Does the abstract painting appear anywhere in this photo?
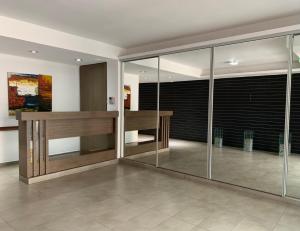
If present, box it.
[8,73,52,116]
[124,85,131,110]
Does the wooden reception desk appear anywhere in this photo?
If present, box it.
[17,111,118,183]
[124,110,173,156]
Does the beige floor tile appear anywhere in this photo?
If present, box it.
[0,218,14,231]
[197,210,245,231]
[151,217,196,231]
[278,212,300,230]
[0,160,299,231]
[35,211,111,231]
[172,203,216,225]
[128,209,174,229]
[273,224,300,231]
[232,218,270,231]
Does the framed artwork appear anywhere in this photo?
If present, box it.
[8,73,52,116]
[124,85,131,110]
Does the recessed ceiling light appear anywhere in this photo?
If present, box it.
[226,59,239,66]
[75,58,82,62]
[29,50,38,54]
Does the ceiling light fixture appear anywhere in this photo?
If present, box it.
[226,59,239,66]
[75,58,82,62]
[139,70,146,73]
[29,50,38,54]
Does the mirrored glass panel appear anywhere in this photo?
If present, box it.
[212,37,288,194]
[287,34,300,199]
[157,49,210,177]
[123,58,159,165]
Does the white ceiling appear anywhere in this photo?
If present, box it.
[125,36,300,83]
[0,0,299,48]
[0,36,107,66]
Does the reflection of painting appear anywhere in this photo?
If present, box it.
[8,73,52,116]
[124,85,131,110]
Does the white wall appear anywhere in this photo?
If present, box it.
[0,53,80,163]
[107,60,120,111]
[107,60,122,158]
[124,73,139,143]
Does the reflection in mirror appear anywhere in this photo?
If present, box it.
[287,34,300,199]
[212,36,288,195]
[155,48,210,177]
[123,58,158,165]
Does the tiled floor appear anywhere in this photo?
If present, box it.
[126,138,300,197]
[0,162,300,231]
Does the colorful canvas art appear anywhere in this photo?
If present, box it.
[124,85,131,110]
[8,73,52,116]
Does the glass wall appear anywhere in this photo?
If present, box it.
[212,37,288,194]
[123,58,159,166]
[157,49,210,178]
[287,34,300,199]
[121,34,300,199]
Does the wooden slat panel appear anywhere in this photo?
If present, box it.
[166,117,170,148]
[46,149,116,173]
[46,118,113,139]
[18,121,33,178]
[18,120,35,178]
[39,120,46,175]
[32,121,40,177]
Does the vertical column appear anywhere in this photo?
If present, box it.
[282,34,294,197]
[156,56,160,167]
[207,47,215,180]
[120,62,125,158]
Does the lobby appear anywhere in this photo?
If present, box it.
[1,1,300,230]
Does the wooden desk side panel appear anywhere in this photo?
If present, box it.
[18,121,33,178]
[46,149,116,174]
[46,118,113,139]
